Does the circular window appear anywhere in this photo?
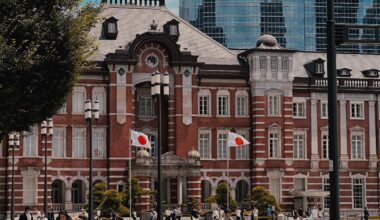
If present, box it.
[146,54,159,67]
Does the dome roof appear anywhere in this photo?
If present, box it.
[136,149,150,158]
[256,34,279,47]
[188,147,200,158]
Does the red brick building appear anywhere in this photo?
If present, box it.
[1,0,380,217]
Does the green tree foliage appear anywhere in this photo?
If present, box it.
[208,181,237,211]
[123,177,150,210]
[186,197,199,211]
[250,186,281,216]
[98,189,130,217]
[0,0,101,137]
[93,182,107,210]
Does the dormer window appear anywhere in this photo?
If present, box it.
[164,19,180,41]
[337,68,351,77]
[103,17,118,40]
[362,69,379,77]
[304,58,325,77]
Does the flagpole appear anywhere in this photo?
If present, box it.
[227,152,229,210]
[129,156,132,220]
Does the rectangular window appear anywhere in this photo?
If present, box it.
[72,89,85,114]
[92,127,106,158]
[293,102,305,118]
[138,96,153,117]
[353,179,364,209]
[259,57,266,70]
[236,131,249,159]
[269,130,279,158]
[323,179,330,209]
[321,101,328,119]
[53,127,66,157]
[236,96,248,117]
[271,57,278,71]
[199,95,210,116]
[350,102,364,119]
[269,178,280,202]
[148,134,156,157]
[23,127,38,157]
[72,128,86,158]
[322,132,329,159]
[169,25,178,35]
[351,133,364,159]
[268,95,280,116]
[117,184,125,193]
[282,57,289,71]
[217,96,228,116]
[93,88,107,114]
[294,178,306,191]
[199,130,211,159]
[293,132,305,159]
[316,63,324,74]
[217,132,228,159]
[108,23,116,33]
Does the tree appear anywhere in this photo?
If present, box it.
[98,189,130,217]
[250,186,281,216]
[186,197,199,211]
[0,0,101,137]
[207,181,237,211]
[123,177,151,210]
[93,182,107,210]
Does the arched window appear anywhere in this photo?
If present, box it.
[201,180,212,203]
[92,87,107,114]
[52,179,65,204]
[72,86,86,114]
[72,180,86,204]
[236,180,249,202]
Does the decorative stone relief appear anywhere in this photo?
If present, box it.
[116,65,128,124]
[182,67,192,125]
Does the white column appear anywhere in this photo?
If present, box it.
[65,187,72,210]
[166,178,171,204]
[177,177,183,205]
[311,98,319,158]
[211,186,217,196]
[369,101,377,161]
[150,177,155,190]
[231,187,236,201]
[340,100,348,158]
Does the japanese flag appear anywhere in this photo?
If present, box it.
[130,130,151,149]
[228,132,250,146]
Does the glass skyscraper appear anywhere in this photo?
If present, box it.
[179,0,380,53]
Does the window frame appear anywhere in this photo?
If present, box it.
[72,86,86,114]
[268,128,280,158]
[259,56,267,71]
[217,90,230,117]
[52,127,66,158]
[72,127,86,158]
[198,90,211,116]
[235,91,248,117]
[92,87,107,115]
[351,131,364,160]
[236,129,249,160]
[268,94,281,116]
[321,101,328,119]
[92,127,106,159]
[270,56,278,71]
[293,100,306,118]
[352,178,365,209]
[138,96,153,117]
[198,129,212,159]
[321,131,329,159]
[217,130,229,159]
[350,101,364,120]
[23,126,38,157]
[316,63,324,74]
[293,131,306,159]
[281,57,289,71]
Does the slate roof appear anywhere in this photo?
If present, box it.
[89,4,239,65]
[293,52,380,79]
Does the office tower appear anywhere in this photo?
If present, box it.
[179,0,380,53]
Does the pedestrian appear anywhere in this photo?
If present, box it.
[20,207,33,220]
[317,208,324,218]
[271,205,276,220]
[223,209,233,220]
[164,208,171,220]
[132,210,137,220]
[297,207,304,220]
[364,207,369,220]
[190,208,199,220]
[292,208,299,219]
[252,207,258,220]
[175,207,181,220]
[150,208,157,220]
[212,208,219,220]
[266,205,272,217]
[78,209,88,220]
[236,207,241,220]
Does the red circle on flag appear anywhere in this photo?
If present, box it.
[235,137,244,145]
[138,135,147,145]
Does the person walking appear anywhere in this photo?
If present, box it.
[292,208,299,220]
[235,208,241,220]
[150,208,157,220]
[252,207,258,220]
[190,208,199,220]
[364,207,369,220]
[266,205,272,217]
[174,207,181,220]
[297,207,304,220]
[20,207,33,220]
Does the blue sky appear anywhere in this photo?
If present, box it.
[84,0,179,14]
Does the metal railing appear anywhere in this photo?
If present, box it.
[52,203,65,212]
[72,203,85,212]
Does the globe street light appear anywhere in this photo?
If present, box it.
[151,71,169,220]
[85,99,99,220]
[8,131,20,220]
[41,118,53,218]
